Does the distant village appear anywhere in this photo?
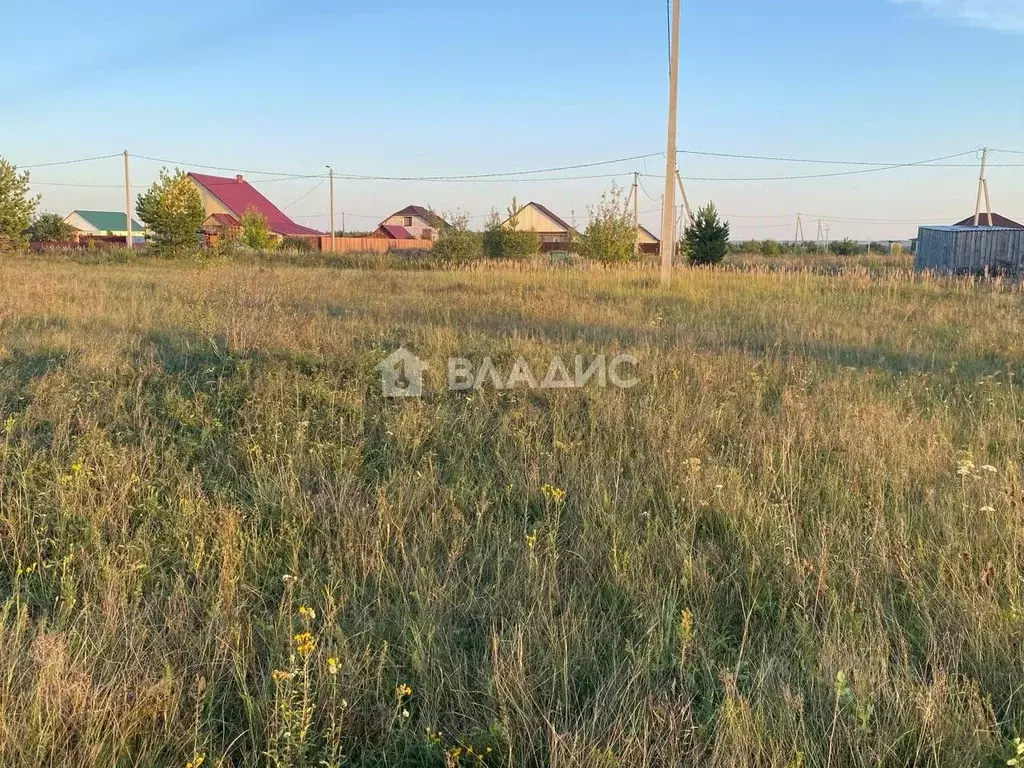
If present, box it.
[55,171,661,255]
[51,169,1024,274]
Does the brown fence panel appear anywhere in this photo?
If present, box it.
[319,237,433,253]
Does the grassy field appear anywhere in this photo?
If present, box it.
[1,253,1022,767]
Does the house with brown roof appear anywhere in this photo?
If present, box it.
[501,201,577,250]
[380,206,447,241]
[637,225,660,254]
[953,213,1024,229]
[188,173,323,242]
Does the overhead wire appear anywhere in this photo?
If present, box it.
[282,177,328,210]
[19,153,122,169]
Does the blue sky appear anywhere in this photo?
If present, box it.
[5,0,1023,240]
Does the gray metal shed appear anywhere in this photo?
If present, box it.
[915,225,1024,274]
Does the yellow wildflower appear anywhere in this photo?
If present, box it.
[327,657,340,675]
[298,605,316,622]
[396,683,413,698]
[293,632,316,657]
[185,754,205,768]
[271,669,293,682]
[541,483,566,503]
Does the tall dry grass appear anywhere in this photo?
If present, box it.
[0,253,1022,766]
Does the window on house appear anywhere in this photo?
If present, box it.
[404,216,413,227]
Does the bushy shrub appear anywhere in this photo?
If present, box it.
[683,203,730,266]
[281,235,314,252]
[483,199,541,259]
[431,211,482,264]
[575,184,637,264]
[136,168,204,256]
[240,208,275,250]
[26,212,75,243]
[829,238,860,256]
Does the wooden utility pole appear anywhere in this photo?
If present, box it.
[633,171,640,256]
[659,0,681,285]
[794,213,804,245]
[123,150,132,249]
[973,147,993,226]
[675,170,693,228]
[327,165,336,252]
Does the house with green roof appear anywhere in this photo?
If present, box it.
[64,210,147,242]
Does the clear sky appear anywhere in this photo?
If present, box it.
[5,0,1023,241]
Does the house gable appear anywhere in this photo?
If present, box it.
[188,173,322,238]
[503,202,574,235]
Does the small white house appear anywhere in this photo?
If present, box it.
[64,210,146,242]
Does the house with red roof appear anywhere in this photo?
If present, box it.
[369,223,416,240]
[188,173,322,243]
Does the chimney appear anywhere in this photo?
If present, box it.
[236,174,244,183]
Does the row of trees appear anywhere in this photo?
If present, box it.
[430,188,732,266]
[731,238,889,257]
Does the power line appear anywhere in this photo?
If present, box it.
[132,151,663,182]
[282,177,328,210]
[332,171,631,183]
[637,176,660,202]
[19,153,122,169]
[133,154,316,179]
[660,150,978,181]
[677,148,1010,167]
[29,181,146,189]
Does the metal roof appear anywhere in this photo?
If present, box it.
[390,205,447,229]
[189,173,322,237]
[920,225,1022,233]
[952,213,1024,228]
[376,224,414,239]
[67,210,145,232]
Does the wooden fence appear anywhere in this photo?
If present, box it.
[318,236,433,254]
[915,226,1024,274]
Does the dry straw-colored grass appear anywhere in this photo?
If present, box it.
[0,252,1022,767]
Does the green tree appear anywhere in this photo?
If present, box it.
[240,207,275,250]
[26,212,76,243]
[829,238,860,256]
[683,202,730,266]
[431,210,481,264]
[758,239,780,257]
[0,158,39,251]
[575,183,637,264]
[483,198,541,259]
[136,168,204,255]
